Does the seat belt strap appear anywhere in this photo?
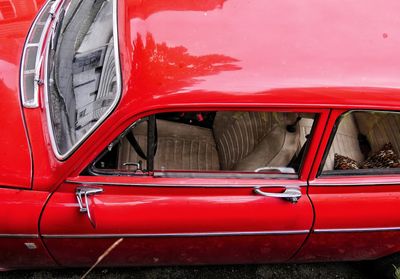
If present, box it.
[126,130,147,160]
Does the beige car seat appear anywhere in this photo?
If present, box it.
[118,119,220,171]
[212,111,299,171]
[353,111,400,155]
[118,112,304,172]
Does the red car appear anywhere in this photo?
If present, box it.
[1,0,400,276]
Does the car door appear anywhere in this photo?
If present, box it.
[293,109,400,262]
[40,109,327,267]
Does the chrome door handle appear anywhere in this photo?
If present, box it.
[76,187,103,228]
[254,187,301,203]
[254,167,295,174]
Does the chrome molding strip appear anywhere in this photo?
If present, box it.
[0,234,38,238]
[42,230,310,239]
[65,180,306,188]
[311,180,400,187]
[45,0,122,160]
[314,227,400,233]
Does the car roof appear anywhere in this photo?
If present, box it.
[118,0,400,109]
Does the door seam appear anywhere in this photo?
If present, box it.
[288,109,332,261]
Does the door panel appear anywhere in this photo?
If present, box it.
[293,108,400,262]
[293,180,400,262]
[40,179,313,267]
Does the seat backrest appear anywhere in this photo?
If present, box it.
[354,111,400,155]
[212,111,299,171]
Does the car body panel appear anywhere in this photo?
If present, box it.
[0,187,55,269]
[40,179,313,267]
[1,0,400,270]
[293,109,400,262]
[123,0,400,106]
[25,0,400,192]
[293,184,400,262]
[0,0,47,188]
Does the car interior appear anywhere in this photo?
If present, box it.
[91,110,400,176]
[47,0,118,155]
[92,111,316,175]
[323,111,400,173]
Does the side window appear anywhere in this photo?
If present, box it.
[321,110,400,175]
[90,111,316,177]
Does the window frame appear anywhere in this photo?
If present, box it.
[44,0,122,161]
[318,109,400,177]
[87,109,321,181]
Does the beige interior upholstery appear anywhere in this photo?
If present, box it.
[213,112,299,171]
[118,120,220,171]
[298,118,314,147]
[324,111,400,171]
[118,112,312,172]
[324,114,364,171]
[119,111,399,172]
[353,112,400,155]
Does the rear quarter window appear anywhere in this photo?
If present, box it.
[45,0,121,159]
[321,110,400,176]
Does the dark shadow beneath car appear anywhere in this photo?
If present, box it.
[0,262,374,279]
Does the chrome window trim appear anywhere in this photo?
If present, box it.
[42,230,310,239]
[318,109,400,178]
[153,171,298,180]
[65,180,306,188]
[49,0,62,16]
[314,227,400,233]
[44,0,122,160]
[20,0,60,109]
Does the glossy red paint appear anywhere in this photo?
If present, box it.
[123,0,400,106]
[0,188,47,234]
[293,185,400,262]
[0,0,46,188]
[40,180,312,267]
[44,236,307,268]
[0,188,55,269]
[293,110,400,262]
[24,0,400,192]
[0,237,55,270]
[1,0,400,270]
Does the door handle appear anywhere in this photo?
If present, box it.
[254,187,301,203]
[76,187,103,228]
[254,167,295,174]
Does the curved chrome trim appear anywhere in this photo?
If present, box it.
[20,0,53,108]
[44,0,122,160]
[21,0,63,108]
[255,167,295,173]
[0,234,38,238]
[314,227,400,233]
[49,0,63,16]
[42,230,310,239]
[65,180,306,188]
[254,187,301,203]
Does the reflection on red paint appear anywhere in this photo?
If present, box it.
[131,33,241,95]
[128,0,226,19]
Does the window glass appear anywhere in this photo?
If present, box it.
[91,111,316,177]
[322,111,400,175]
[46,0,120,157]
